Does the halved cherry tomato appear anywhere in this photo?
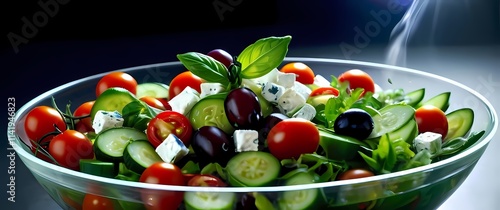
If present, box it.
[187,174,227,187]
[337,168,375,180]
[146,111,193,148]
[310,86,340,97]
[96,71,138,97]
[74,101,95,133]
[169,71,203,100]
[48,130,94,171]
[139,162,185,210]
[415,105,449,139]
[82,193,114,210]
[140,96,167,110]
[279,62,315,84]
[337,69,375,96]
[267,118,320,160]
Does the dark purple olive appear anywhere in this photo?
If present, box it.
[191,126,235,166]
[224,87,262,129]
[236,193,258,210]
[207,49,233,68]
[258,112,289,142]
[334,108,374,140]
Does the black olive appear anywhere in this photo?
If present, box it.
[334,108,374,140]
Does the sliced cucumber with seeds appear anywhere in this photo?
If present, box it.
[90,87,138,121]
[445,108,474,140]
[136,83,170,98]
[405,88,425,107]
[123,140,163,174]
[278,172,324,210]
[369,104,416,139]
[94,127,147,162]
[226,151,280,187]
[184,191,236,210]
[419,92,450,112]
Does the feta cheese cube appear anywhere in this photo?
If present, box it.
[261,82,285,103]
[168,86,200,115]
[292,81,312,100]
[200,83,226,98]
[250,68,279,85]
[233,130,259,152]
[92,110,124,134]
[313,75,331,87]
[292,104,317,121]
[155,134,189,163]
[277,88,306,116]
[413,132,442,155]
[276,71,296,88]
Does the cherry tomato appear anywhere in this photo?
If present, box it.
[279,62,315,84]
[337,168,375,180]
[48,130,94,171]
[168,71,203,100]
[187,174,227,187]
[82,193,114,210]
[415,105,449,139]
[337,69,375,96]
[267,118,320,160]
[139,162,185,210]
[310,86,339,97]
[146,111,193,148]
[140,96,167,110]
[73,101,95,133]
[96,71,138,97]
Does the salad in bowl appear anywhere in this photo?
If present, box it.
[12,35,496,210]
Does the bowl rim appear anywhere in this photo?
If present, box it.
[12,57,498,192]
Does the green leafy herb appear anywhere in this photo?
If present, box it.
[177,52,230,87]
[238,35,292,79]
[181,160,200,174]
[280,153,347,182]
[433,130,485,160]
[122,100,161,131]
[323,81,363,128]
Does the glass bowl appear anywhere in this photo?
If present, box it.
[12,57,497,210]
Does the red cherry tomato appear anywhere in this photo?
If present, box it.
[267,118,320,160]
[415,105,449,139]
[187,174,227,187]
[139,162,185,210]
[82,193,114,210]
[146,111,193,148]
[73,101,95,133]
[96,71,138,97]
[310,86,339,97]
[337,69,375,96]
[279,62,315,84]
[168,71,203,100]
[48,130,94,171]
[337,168,375,180]
[140,96,167,110]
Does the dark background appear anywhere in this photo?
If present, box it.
[1,0,499,209]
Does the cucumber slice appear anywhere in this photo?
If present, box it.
[79,159,117,178]
[445,108,474,140]
[136,83,170,99]
[226,151,280,187]
[318,129,368,161]
[188,97,235,135]
[387,119,418,144]
[94,127,147,162]
[90,87,138,120]
[405,88,425,107]
[278,172,323,210]
[369,104,416,139]
[184,191,236,210]
[419,92,450,112]
[123,140,163,174]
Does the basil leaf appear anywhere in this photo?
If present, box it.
[177,52,230,86]
[238,35,292,79]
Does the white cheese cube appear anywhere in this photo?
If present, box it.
[313,75,331,87]
[92,110,124,134]
[413,132,442,155]
[292,104,317,121]
[292,81,312,100]
[261,82,285,103]
[200,83,226,98]
[250,68,279,85]
[155,134,189,163]
[168,86,200,115]
[276,71,296,88]
[277,88,306,116]
[233,130,259,152]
